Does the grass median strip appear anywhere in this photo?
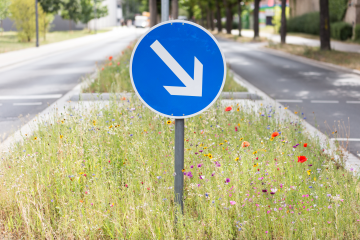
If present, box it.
[267,42,360,71]
[0,97,359,238]
[83,42,247,93]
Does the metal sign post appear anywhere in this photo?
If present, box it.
[35,0,39,47]
[161,0,169,22]
[174,119,184,216]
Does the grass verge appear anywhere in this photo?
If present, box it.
[84,42,247,93]
[0,29,110,54]
[214,31,268,43]
[0,98,359,238]
[267,42,360,71]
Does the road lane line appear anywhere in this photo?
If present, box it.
[13,102,42,106]
[276,99,303,103]
[331,138,360,141]
[311,100,339,103]
[0,94,62,100]
[346,101,360,104]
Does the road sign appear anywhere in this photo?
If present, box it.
[130,20,226,118]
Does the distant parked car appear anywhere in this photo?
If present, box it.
[178,16,188,21]
[135,16,149,28]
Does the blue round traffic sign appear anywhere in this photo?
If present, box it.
[130,20,226,118]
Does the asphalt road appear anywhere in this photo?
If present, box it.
[218,38,360,159]
[0,28,144,142]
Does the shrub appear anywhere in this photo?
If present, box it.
[355,24,360,41]
[331,22,353,41]
[287,12,321,35]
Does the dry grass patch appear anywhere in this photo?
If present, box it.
[267,42,360,71]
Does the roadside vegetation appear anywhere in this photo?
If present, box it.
[213,31,267,44]
[267,42,360,71]
[84,42,247,93]
[0,30,109,54]
[1,96,359,238]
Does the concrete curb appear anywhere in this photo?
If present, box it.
[259,46,360,77]
[229,69,360,172]
[0,72,96,153]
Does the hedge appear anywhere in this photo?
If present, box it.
[330,22,353,40]
[287,12,321,35]
[355,24,360,41]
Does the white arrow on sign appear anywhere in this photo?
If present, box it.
[150,40,203,97]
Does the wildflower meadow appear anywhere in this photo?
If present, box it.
[1,96,360,239]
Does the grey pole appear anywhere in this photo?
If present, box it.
[161,0,169,22]
[174,119,184,216]
[94,0,97,34]
[35,0,39,47]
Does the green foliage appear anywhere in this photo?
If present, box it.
[122,0,146,20]
[355,24,360,41]
[0,0,11,21]
[60,0,81,23]
[287,12,321,35]
[9,0,38,42]
[330,22,352,41]
[79,0,108,25]
[329,0,348,22]
[38,0,62,13]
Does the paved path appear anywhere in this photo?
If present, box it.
[0,27,146,141]
[217,38,360,158]
[230,29,360,54]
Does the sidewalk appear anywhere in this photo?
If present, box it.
[231,29,360,54]
[0,27,147,71]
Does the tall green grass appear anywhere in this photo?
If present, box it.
[1,98,359,239]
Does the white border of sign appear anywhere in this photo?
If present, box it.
[129,20,226,119]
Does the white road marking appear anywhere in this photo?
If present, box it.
[311,100,339,103]
[13,102,42,106]
[346,101,360,104]
[0,94,62,100]
[276,99,303,103]
[330,138,360,141]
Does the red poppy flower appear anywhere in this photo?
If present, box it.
[297,156,307,163]
[241,141,250,147]
[109,56,113,61]
[225,106,232,111]
[304,143,307,147]
[117,62,120,66]
[271,132,279,138]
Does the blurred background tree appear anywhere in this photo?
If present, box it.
[0,0,11,34]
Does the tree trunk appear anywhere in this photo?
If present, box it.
[216,0,222,33]
[223,0,232,34]
[206,7,211,29]
[253,0,259,39]
[172,0,178,20]
[200,5,205,27]
[319,0,331,50]
[238,0,242,36]
[150,0,157,27]
[210,9,215,31]
[280,0,286,44]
